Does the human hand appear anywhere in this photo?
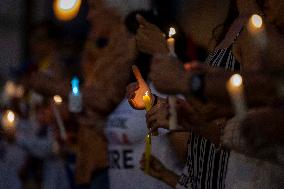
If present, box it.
[176,98,214,129]
[136,15,168,54]
[146,98,169,132]
[239,108,283,158]
[127,65,152,110]
[140,154,168,180]
[237,0,261,15]
[150,54,190,95]
[140,153,179,187]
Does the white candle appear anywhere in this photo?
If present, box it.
[248,14,267,48]
[166,27,178,130]
[227,74,247,118]
[53,96,67,141]
[167,27,176,56]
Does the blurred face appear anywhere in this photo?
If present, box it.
[263,0,284,30]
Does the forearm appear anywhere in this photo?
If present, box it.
[168,132,190,164]
[203,66,277,107]
[161,169,179,188]
[192,119,225,146]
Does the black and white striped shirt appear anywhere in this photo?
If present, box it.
[176,134,230,189]
[205,46,240,71]
[205,28,243,71]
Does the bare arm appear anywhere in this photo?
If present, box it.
[168,132,190,164]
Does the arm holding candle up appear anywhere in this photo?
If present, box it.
[140,154,179,188]
[135,15,169,55]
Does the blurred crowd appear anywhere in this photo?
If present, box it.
[0,0,283,189]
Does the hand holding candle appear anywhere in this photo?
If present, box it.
[135,15,168,54]
[129,65,152,110]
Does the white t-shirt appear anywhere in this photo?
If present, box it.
[105,97,183,189]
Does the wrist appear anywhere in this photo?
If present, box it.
[178,73,191,95]
[161,169,179,187]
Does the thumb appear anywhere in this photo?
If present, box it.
[132,65,146,85]
[136,14,150,27]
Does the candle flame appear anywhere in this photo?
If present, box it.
[169,27,176,37]
[54,95,63,105]
[251,14,263,28]
[6,110,15,123]
[59,0,77,10]
[145,91,149,96]
[53,0,81,21]
[230,74,243,87]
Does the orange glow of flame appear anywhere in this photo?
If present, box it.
[53,0,81,21]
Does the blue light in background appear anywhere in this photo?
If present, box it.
[71,76,80,96]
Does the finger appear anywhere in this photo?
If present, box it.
[140,161,145,170]
[126,82,139,92]
[146,106,160,118]
[126,83,139,98]
[146,115,157,129]
[149,125,160,134]
[132,65,146,85]
[152,118,169,131]
[136,14,151,27]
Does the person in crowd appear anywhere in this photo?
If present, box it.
[17,101,71,189]
[128,0,284,188]
[0,108,27,189]
[107,9,187,189]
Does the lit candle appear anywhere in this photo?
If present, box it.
[251,14,263,29]
[143,91,158,136]
[2,81,16,104]
[53,0,81,21]
[1,110,17,131]
[53,95,67,141]
[227,74,247,118]
[143,91,152,112]
[68,76,82,113]
[53,95,63,105]
[247,14,266,49]
[166,27,178,130]
[167,27,176,56]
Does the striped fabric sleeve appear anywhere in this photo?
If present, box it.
[176,133,230,189]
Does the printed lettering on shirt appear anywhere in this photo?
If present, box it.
[109,149,134,169]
